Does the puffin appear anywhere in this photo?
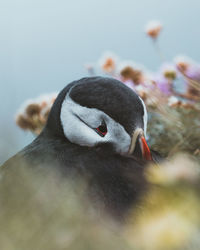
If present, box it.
[1,77,159,219]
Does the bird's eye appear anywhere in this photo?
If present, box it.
[95,121,107,137]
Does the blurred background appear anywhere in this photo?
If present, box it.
[1,2,200,250]
[1,0,200,163]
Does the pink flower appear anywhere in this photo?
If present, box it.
[152,74,173,96]
[122,79,136,91]
[185,65,200,81]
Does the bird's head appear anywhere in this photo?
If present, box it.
[46,77,152,161]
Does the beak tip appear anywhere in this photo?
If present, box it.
[140,136,152,161]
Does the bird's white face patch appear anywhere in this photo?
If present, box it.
[139,97,148,137]
[60,95,131,154]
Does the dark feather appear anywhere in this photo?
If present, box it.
[1,76,159,220]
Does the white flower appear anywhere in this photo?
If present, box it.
[161,64,177,80]
[15,92,58,134]
[118,61,145,84]
[98,51,119,74]
[174,55,194,73]
[117,61,144,73]
[145,20,162,39]
[168,96,180,106]
[174,55,194,65]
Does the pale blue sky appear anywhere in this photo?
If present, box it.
[0,0,200,163]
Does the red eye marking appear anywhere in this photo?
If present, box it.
[95,121,107,137]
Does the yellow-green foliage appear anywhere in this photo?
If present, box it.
[148,106,200,161]
[0,155,200,250]
[125,155,200,250]
[0,164,129,250]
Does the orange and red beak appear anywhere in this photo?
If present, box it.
[128,128,152,161]
[139,135,152,161]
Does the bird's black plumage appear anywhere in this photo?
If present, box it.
[2,76,158,220]
[69,77,144,135]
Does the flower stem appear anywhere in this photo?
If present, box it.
[152,39,165,63]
